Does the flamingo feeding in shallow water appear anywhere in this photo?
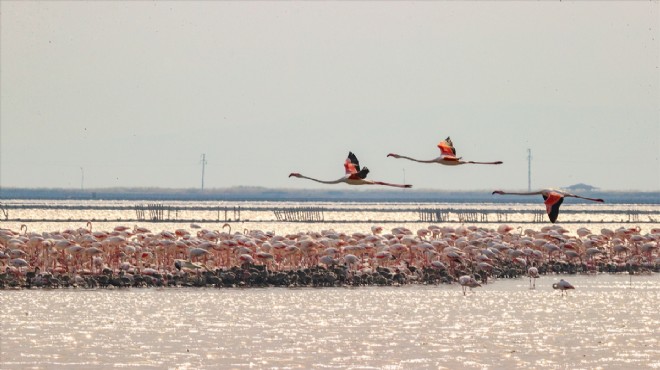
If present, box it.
[492,189,604,223]
[552,278,575,296]
[458,275,482,295]
[289,152,412,188]
[387,136,503,166]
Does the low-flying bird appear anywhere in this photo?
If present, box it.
[387,136,503,166]
[289,152,412,188]
[492,189,604,223]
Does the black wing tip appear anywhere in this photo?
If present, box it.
[547,197,564,223]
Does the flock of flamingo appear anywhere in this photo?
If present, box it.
[0,136,655,293]
[0,219,658,293]
[289,136,604,223]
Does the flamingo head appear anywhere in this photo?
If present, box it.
[288,173,302,178]
[386,153,400,158]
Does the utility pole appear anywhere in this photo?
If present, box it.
[527,149,532,191]
[80,167,84,191]
[200,154,207,190]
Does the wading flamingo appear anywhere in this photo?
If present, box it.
[458,275,481,295]
[528,266,539,289]
[492,189,604,223]
[387,136,503,166]
[552,278,575,296]
[289,152,412,188]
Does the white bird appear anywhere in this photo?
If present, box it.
[492,189,604,223]
[528,267,539,289]
[458,275,481,296]
[289,152,412,188]
[387,136,503,166]
[552,279,575,296]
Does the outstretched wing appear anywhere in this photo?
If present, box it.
[345,152,369,179]
[344,152,361,175]
[438,136,457,156]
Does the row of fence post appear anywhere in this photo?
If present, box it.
[273,207,324,222]
[418,209,511,223]
[135,204,240,222]
[0,202,653,223]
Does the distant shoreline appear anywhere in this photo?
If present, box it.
[1,187,658,204]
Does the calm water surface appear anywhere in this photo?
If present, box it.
[1,274,658,370]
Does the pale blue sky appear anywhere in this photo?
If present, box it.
[1,1,658,191]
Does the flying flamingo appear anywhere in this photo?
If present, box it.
[492,189,604,223]
[387,136,503,166]
[289,152,412,188]
[552,278,575,296]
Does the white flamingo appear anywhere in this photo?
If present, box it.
[492,189,604,223]
[387,136,503,166]
[527,266,539,289]
[552,279,575,296]
[458,275,481,295]
[289,152,412,188]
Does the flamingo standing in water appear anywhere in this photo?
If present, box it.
[552,279,575,296]
[289,152,412,188]
[387,136,503,166]
[527,266,539,289]
[458,275,481,295]
[492,189,604,223]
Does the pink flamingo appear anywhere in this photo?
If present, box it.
[387,136,503,166]
[492,189,604,223]
[289,152,412,188]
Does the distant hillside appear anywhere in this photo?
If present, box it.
[0,187,658,204]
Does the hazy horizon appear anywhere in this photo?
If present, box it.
[2,2,658,192]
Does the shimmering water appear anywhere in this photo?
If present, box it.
[1,275,658,369]
[1,200,659,369]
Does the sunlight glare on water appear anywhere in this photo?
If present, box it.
[1,274,658,369]
[1,200,659,369]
